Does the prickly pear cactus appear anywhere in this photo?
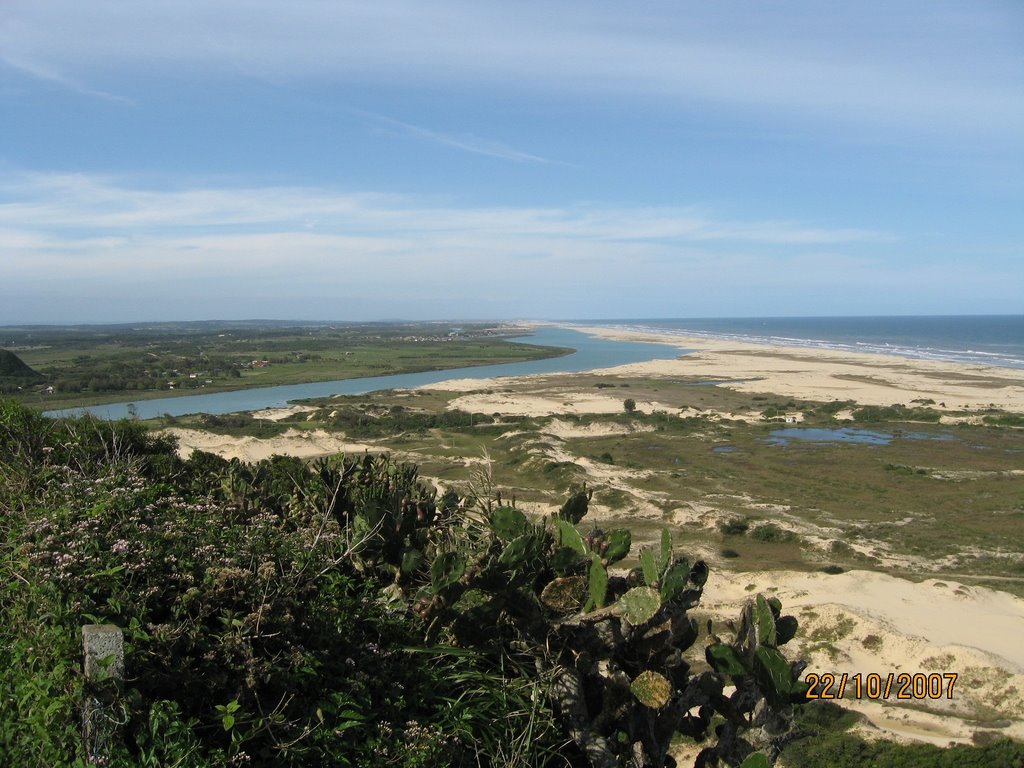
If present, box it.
[404,481,807,768]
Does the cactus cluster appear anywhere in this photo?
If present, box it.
[391,484,808,767]
[272,458,808,767]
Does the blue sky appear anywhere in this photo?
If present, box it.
[1,1,1022,323]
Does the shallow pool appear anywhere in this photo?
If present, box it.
[765,427,892,446]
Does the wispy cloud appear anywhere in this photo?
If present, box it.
[353,109,563,165]
[0,54,132,105]
[0,173,887,245]
[1,2,1021,142]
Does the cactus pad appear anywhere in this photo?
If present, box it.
[617,586,661,625]
[553,518,586,554]
[603,528,631,564]
[659,560,689,602]
[639,547,659,585]
[557,488,589,524]
[754,594,777,647]
[490,506,528,541]
[540,576,588,613]
[630,670,672,709]
[431,551,465,593]
[658,528,672,573]
[585,553,608,611]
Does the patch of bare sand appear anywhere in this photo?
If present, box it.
[542,417,655,439]
[697,570,1024,746]
[163,427,379,463]
[445,390,674,417]
[249,405,318,421]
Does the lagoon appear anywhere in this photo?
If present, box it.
[45,327,683,421]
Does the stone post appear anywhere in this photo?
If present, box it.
[82,625,124,764]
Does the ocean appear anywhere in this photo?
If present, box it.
[588,315,1024,371]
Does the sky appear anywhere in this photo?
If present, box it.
[1,1,1022,323]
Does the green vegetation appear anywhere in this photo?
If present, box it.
[3,321,569,411]
[6,343,1023,764]
[0,348,39,378]
[195,412,291,437]
[2,399,817,767]
[749,524,798,544]
[780,701,1024,767]
[718,518,751,536]
[982,412,1024,427]
[852,404,942,423]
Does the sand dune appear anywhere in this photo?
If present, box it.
[700,569,1024,745]
[164,427,378,463]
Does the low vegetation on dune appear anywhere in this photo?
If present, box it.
[265,374,1024,594]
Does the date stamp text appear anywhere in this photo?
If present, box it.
[804,672,957,700]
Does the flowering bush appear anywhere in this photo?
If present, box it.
[2,401,562,766]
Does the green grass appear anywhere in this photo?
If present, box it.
[780,700,1024,767]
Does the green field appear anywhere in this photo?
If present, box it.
[1,320,569,411]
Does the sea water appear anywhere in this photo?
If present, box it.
[588,315,1024,370]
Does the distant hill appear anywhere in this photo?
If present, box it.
[0,349,41,379]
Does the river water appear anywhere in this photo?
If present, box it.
[45,327,683,420]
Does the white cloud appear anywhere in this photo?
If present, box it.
[4,172,1016,321]
[0,173,888,249]
[0,172,904,322]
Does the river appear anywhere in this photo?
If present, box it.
[45,327,684,420]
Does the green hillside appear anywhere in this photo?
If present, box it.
[0,349,40,379]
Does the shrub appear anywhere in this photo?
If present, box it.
[829,540,854,555]
[982,413,1024,427]
[852,405,941,423]
[750,523,797,543]
[718,518,750,536]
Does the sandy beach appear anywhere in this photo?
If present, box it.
[424,323,1024,417]
[162,327,1024,748]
